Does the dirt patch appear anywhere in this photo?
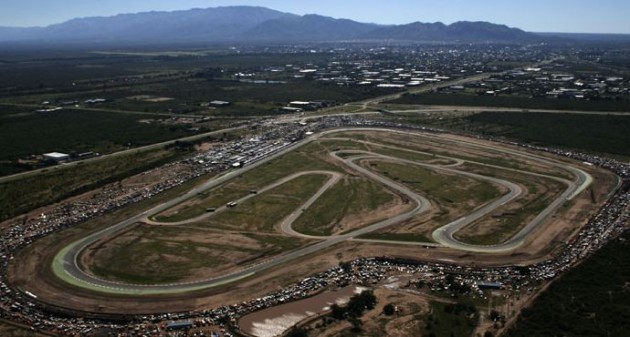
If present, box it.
[127,95,174,102]
[239,286,362,337]
[334,199,412,234]
[195,142,218,152]
[304,287,430,337]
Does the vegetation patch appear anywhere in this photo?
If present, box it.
[369,146,436,162]
[370,160,502,205]
[201,174,330,232]
[419,301,479,337]
[389,92,630,112]
[465,112,630,157]
[0,108,202,173]
[87,225,308,284]
[505,231,630,337]
[0,148,187,222]
[154,146,341,222]
[292,177,396,236]
[386,111,630,159]
[453,163,566,245]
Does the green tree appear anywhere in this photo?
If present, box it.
[287,327,308,337]
[348,316,363,333]
[346,290,377,317]
[363,291,377,310]
[383,303,396,316]
[330,303,345,320]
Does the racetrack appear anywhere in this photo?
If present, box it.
[51,128,592,295]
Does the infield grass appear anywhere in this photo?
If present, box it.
[200,173,331,232]
[291,177,396,236]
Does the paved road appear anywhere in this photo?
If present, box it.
[278,172,343,239]
[428,134,592,252]
[288,132,591,252]
[333,129,592,252]
[335,151,522,249]
[146,170,342,227]
[384,105,630,116]
[0,125,246,184]
[0,61,546,186]
[54,129,433,294]
[2,57,565,186]
[53,127,591,295]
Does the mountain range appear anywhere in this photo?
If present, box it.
[0,6,575,45]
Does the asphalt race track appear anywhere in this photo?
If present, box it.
[52,128,592,295]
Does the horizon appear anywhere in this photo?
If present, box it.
[1,0,630,34]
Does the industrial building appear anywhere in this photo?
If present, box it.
[43,152,70,163]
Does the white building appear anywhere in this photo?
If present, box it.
[43,152,70,163]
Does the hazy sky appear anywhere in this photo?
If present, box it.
[1,0,629,34]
